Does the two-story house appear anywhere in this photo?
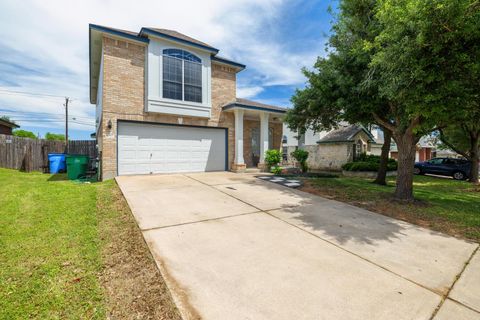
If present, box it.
[89,24,286,180]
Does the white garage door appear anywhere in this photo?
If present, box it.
[117,121,227,175]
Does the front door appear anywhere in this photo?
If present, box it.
[251,127,273,167]
[251,128,260,167]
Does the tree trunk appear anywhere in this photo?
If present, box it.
[393,134,417,201]
[373,128,392,185]
[469,135,479,184]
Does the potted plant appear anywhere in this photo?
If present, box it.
[264,149,282,175]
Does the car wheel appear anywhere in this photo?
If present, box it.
[453,171,465,180]
[413,167,422,175]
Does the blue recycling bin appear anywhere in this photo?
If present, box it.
[48,153,66,173]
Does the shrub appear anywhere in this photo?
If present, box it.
[264,149,281,168]
[356,153,397,165]
[270,165,283,175]
[291,149,309,173]
[342,160,398,171]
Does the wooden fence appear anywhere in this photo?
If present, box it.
[0,134,97,172]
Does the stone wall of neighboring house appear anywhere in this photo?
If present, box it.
[354,131,372,154]
[98,35,282,179]
[369,144,383,156]
[306,143,353,171]
[286,143,353,171]
[286,130,374,171]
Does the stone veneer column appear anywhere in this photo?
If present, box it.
[233,109,246,172]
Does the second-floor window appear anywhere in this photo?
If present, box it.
[162,49,202,103]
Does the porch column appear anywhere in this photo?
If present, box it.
[259,112,269,165]
[233,109,246,171]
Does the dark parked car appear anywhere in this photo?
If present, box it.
[414,157,471,180]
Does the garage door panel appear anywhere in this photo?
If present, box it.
[117,122,226,175]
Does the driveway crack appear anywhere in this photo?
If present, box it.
[428,245,480,319]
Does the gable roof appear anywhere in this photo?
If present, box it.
[89,24,245,104]
[223,98,287,114]
[317,124,375,144]
[140,28,218,53]
[0,118,19,129]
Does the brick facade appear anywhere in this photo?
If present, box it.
[98,35,282,179]
[243,119,283,168]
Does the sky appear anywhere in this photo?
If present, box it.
[0,0,336,140]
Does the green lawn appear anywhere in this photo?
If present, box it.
[0,168,180,319]
[302,175,480,241]
[0,169,104,319]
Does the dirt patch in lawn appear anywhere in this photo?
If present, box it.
[97,181,181,320]
[300,179,476,241]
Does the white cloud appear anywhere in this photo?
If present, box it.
[0,0,322,136]
[237,86,264,99]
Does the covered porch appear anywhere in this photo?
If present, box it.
[222,98,286,172]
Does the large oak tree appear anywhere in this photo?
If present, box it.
[286,0,394,186]
[367,0,480,199]
[287,0,479,200]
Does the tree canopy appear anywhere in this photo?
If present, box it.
[13,129,36,139]
[286,0,480,199]
[45,132,66,141]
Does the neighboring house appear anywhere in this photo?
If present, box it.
[0,118,19,135]
[390,137,435,162]
[314,125,376,170]
[89,24,285,180]
[284,124,377,170]
[368,126,385,156]
[434,149,463,159]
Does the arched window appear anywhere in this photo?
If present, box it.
[162,49,202,103]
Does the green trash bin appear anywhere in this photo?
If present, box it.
[66,155,89,180]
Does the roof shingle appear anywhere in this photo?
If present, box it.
[144,28,216,51]
[318,124,374,143]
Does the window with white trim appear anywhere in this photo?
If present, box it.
[162,49,202,103]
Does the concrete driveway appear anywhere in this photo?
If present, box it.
[116,172,479,320]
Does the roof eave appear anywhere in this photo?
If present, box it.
[211,56,246,71]
[317,140,354,144]
[0,120,19,128]
[223,103,287,114]
[90,24,149,43]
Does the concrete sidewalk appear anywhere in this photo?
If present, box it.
[116,172,479,320]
